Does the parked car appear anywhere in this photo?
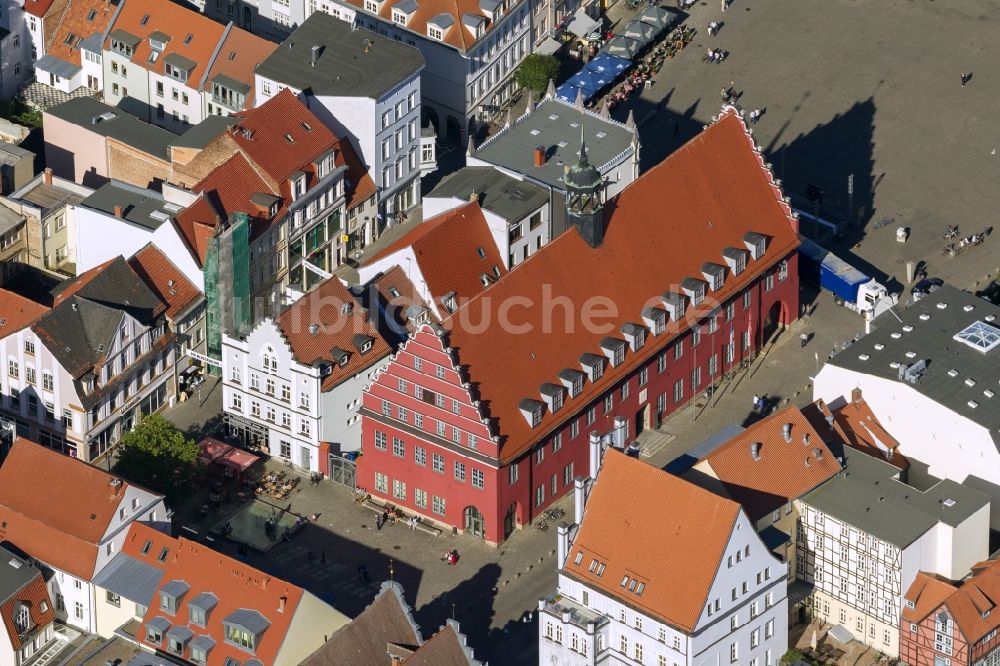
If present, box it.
[911,277,944,301]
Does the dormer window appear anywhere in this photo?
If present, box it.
[160,580,190,614]
[600,337,627,367]
[579,353,604,381]
[662,292,686,322]
[743,232,768,260]
[392,9,407,24]
[702,263,726,292]
[723,247,747,275]
[641,306,666,335]
[681,278,706,306]
[427,13,453,39]
[364,0,381,11]
[519,398,545,427]
[539,383,563,413]
[559,368,586,398]
[14,602,30,633]
[441,291,458,313]
[428,24,443,39]
[188,593,218,627]
[620,323,646,351]
[224,609,270,653]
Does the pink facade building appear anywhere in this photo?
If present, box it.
[358,108,802,543]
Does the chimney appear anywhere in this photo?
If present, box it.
[802,432,810,446]
[43,167,53,186]
[812,447,823,461]
[114,205,123,218]
[469,190,478,203]
[851,386,863,403]
[825,414,834,430]
[588,432,601,480]
[533,145,545,167]
[556,522,569,568]
[309,323,319,335]
[612,416,628,449]
[277,595,286,613]
[782,423,792,443]
[310,44,321,66]
[573,477,585,525]
[750,442,762,461]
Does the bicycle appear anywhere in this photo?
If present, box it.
[544,508,566,521]
[874,215,895,230]
[534,519,550,531]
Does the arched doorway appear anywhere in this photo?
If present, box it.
[503,502,519,539]
[763,301,787,343]
[445,115,462,145]
[464,506,485,538]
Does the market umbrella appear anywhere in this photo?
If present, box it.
[810,629,818,651]
[622,19,657,44]
[602,35,641,59]
[635,5,679,31]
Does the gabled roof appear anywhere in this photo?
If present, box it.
[565,449,740,632]
[193,152,275,230]
[255,13,423,99]
[401,622,482,665]
[301,582,421,666]
[693,406,842,521]
[0,288,49,339]
[806,394,908,470]
[0,547,54,652]
[23,0,57,18]
[127,243,201,320]
[174,195,221,269]
[366,202,507,308]
[228,89,338,185]
[129,525,314,666]
[274,277,392,391]
[202,28,277,110]
[435,110,799,461]
[943,559,1000,643]
[104,0,225,84]
[42,0,116,67]
[0,439,160,580]
[902,572,957,626]
[361,266,437,344]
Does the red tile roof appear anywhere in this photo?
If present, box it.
[366,202,507,308]
[105,0,224,84]
[23,0,57,18]
[369,265,438,332]
[229,89,338,185]
[904,560,1000,644]
[345,0,524,51]
[194,151,275,229]
[0,571,55,652]
[127,524,312,666]
[0,288,49,338]
[0,438,149,580]
[202,28,277,110]
[402,623,478,665]
[694,406,842,521]
[434,110,799,462]
[127,243,201,319]
[43,0,116,65]
[566,449,740,631]
[832,395,903,460]
[173,195,220,268]
[902,572,957,625]
[275,277,393,391]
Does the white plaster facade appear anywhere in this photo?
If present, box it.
[221,318,390,471]
[814,364,1000,529]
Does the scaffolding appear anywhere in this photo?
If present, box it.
[205,212,250,373]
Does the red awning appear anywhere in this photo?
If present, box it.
[198,438,261,472]
[198,437,232,463]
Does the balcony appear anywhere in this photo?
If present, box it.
[419,126,437,177]
[539,594,607,631]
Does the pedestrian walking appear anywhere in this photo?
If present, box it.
[960,72,969,87]
[721,0,726,11]
[752,394,760,412]
[375,513,383,530]
[800,332,809,348]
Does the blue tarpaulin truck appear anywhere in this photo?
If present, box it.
[798,236,897,319]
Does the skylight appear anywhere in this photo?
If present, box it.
[953,320,1000,354]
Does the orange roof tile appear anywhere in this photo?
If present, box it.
[275,277,393,391]
[902,572,958,624]
[369,265,438,332]
[943,560,1000,643]
[0,572,55,651]
[832,396,903,458]
[23,0,56,18]
[127,526,308,666]
[566,449,740,631]
[696,406,842,521]
[194,151,275,227]
[367,202,507,307]
[202,28,277,110]
[0,288,49,338]
[345,0,525,51]
[173,195,220,268]
[44,0,116,65]
[229,89,338,185]
[435,110,799,463]
[127,243,201,319]
[0,439,150,579]
[105,0,224,84]
[340,138,377,211]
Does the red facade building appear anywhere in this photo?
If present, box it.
[900,561,1000,666]
[358,109,801,543]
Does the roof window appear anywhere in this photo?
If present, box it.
[953,320,1000,353]
[948,369,959,377]
[284,133,295,144]
[140,14,149,25]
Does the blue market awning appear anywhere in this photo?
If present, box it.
[555,70,602,103]
[585,52,632,79]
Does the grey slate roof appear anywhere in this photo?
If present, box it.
[92,553,165,606]
[827,284,1000,437]
[472,98,634,191]
[171,115,237,150]
[160,579,190,598]
[255,12,424,100]
[80,181,181,231]
[0,205,24,236]
[34,54,81,79]
[147,616,171,632]
[188,591,218,612]
[800,448,989,548]
[0,546,41,604]
[45,97,176,161]
[224,608,270,635]
[427,167,548,223]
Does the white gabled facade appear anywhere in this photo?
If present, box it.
[539,442,788,666]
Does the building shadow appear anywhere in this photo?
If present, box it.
[414,562,501,649]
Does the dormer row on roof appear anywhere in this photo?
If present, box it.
[518,231,770,427]
[368,0,510,41]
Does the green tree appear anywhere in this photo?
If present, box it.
[113,413,201,499]
[515,54,560,95]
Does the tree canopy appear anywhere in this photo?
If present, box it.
[515,54,560,95]
[113,413,201,500]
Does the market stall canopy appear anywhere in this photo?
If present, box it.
[564,8,601,37]
[199,437,232,464]
[622,19,658,44]
[198,437,261,473]
[555,68,602,103]
[635,5,680,30]
[536,35,563,55]
[586,52,632,80]
[602,35,641,59]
